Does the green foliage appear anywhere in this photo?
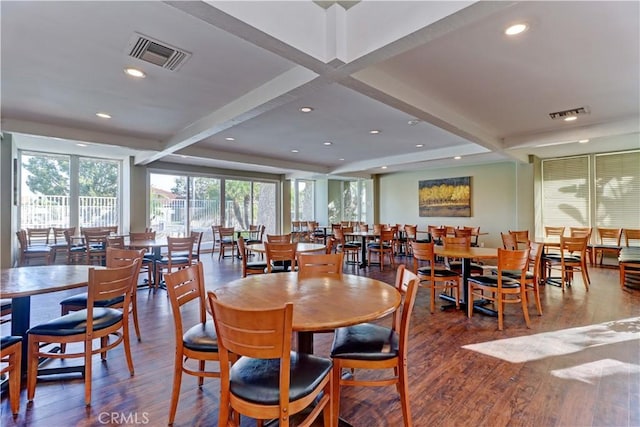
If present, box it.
[23,156,70,196]
[79,160,118,197]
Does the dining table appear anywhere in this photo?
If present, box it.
[126,236,168,287]
[1,264,95,377]
[214,272,399,426]
[434,245,498,316]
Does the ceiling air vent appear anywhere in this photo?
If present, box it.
[548,107,590,120]
[126,33,191,71]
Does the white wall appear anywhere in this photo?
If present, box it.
[378,161,534,248]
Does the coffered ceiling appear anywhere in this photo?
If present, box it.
[2,1,638,178]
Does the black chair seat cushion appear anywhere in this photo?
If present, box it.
[60,292,124,308]
[619,248,640,263]
[230,352,332,405]
[366,243,392,250]
[330,323,399,361]
[448,261,484,275]
[27,308,122,336]
[417,266,459,278]
[157,256,190,265]
[1,336,22,350]
[468,275,520,288]
[246,261,268,270]
[543,254,581,263]
[183,321,218,352]
[1,299,11,312]
[50,242,68,250]
[592,244,622,250]
[338,243,359,250]
[25,247,52,255]
[245,239,262,245]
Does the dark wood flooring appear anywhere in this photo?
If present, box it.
[2,252,639,426]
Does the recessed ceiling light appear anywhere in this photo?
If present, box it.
[323,141,332,146]
[180,155,187,158]
[339,158,345,161]
[505,23,528,36]
[291,149,299,153]
[407,119,421,126]
[381,166,388,169]
[563,116,578,122]
[76,143,87,147]
[416,144,424,148]
[225,137,235,141]
[299,107,313,113]
[96,112,111,119]
[124,67,146,78]
[369,130,381,134]
[454,156,462,160]
[579,139,589,143]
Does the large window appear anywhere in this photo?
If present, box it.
[291,180,314,220]
[150,172,277,241]
[540,150,640,232]
[328,179,370,224]
[19,151,120,230]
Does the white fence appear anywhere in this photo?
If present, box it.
[20,195,118,229]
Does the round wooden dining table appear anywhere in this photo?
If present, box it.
[213,272,401,353]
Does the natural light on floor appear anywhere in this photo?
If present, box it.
[550,358,640,384]
[461,317,640,363]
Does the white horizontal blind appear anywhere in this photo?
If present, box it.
[541,156,590,228]
[594,151,640,228]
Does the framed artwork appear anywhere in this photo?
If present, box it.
[419,176,471,217]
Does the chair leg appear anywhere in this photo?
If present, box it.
[131,294,142,342]
[8,342,21,415]
[332,360,342,427]
[398,358,412,427]
[27,336,39,402]
[520,290,531,328]
[84,338,92,405]
[497,293,504,331]
[168,352,184,425]
[430,286,436,314]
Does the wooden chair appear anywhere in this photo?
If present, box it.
[50,226,75,263]
[544,226,565,237]
[325,237,337,254]
[207,293,333,427]
[462,226,481,247]
[508,230,529,249]
[266,233,292,243]
[0,300,12,325]
[570,227,593,265]
[217,227,237,261]
[190,231,204,263]
[64,229,86,264]
[237,237,267,277]
[411,240,460,313]
[429,226,447,245]
[1,336,22,415]
[27,260,140,405]
[501,232,518,250]
[624,229,640,247]
[297,253,344,280]
[83,229,111,265]
[330,265,419,427]
[544,236,591,291]
[16,229,52,266]
[443,236,484,276]
[264,242,297,273]
[468,248,531,331]
[402,224,417,256]
[128,231,155,286]
[367,228,395,271]
[592,227,623,266]
[59,248,145,348]
[210,225,221,257]
[501,241,544,316]
[106,235,125,248]
[156,236,194,289]
[27,227,51,246]
[165,262,221,425]
[334,227,359,265]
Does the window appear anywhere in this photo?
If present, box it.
[328,179,370,224]
[540,150,640,232]
[291,180,314,221]
[19,151,121,231]
[541,156,590,228]
[594,151,640,228]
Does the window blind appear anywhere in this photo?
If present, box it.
[594,151,640,228]
[541,156,590,228]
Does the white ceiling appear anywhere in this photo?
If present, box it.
[2,1,639,179]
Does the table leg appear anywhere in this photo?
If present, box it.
[439,258,496,316]
[11,296,30,375]
[359,236,368,268]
